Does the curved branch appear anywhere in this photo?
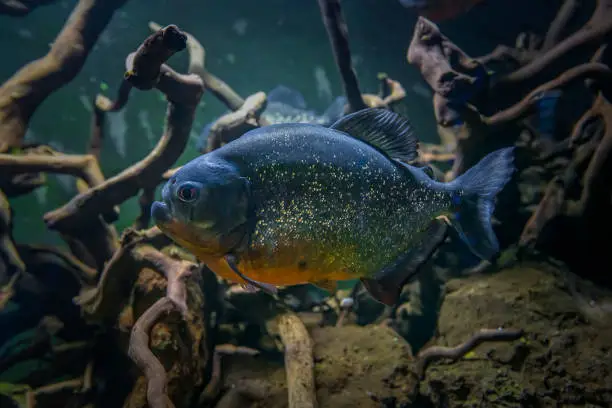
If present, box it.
[485,62,612,127]
[0,148,105,188]
[495,0,612,90]
[541,0,581,52]
[415,328,524,379]
[94,79,133,113]
[128,297,177,408]
[207,92,267,152]
[149,21,245,111]
[44,65,204,231]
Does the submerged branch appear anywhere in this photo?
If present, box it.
[317,0,366,112]
[44,27,203,231]
[0,0,130,151]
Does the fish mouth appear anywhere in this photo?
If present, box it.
[150,200,245,257]
[151,201,172,225]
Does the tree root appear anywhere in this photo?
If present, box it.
[74,228,173,322]
[0,190,26,284]
[517,46,612,280]
[128,297,177,408]
[197,344,260,404]
[24,360,94,408]
[133,186,156,231]
[126,243,198,408]
[206,92,268,152]
[0,146,105,188]
[494,0,612,92]
[16,244,98,285]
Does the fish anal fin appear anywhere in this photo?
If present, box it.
[363,219,449,306]
[312,279,338,294]
[330,108,418,162]
[360,277,400,306]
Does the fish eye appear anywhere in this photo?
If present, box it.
[176,182,200,203]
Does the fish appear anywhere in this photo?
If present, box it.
[196,85,347,152]
[399,0,486,22]
[152,108,514,306]
[534,90,563,141]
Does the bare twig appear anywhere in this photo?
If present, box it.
[415,328,524,379]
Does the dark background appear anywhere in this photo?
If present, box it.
[0,0,560,245]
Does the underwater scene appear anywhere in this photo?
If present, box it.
[0,0,611,407]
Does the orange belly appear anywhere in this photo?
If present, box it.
[200,244,355,287]
[164,221,357,287]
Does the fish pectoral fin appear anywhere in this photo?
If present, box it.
[312,279,338,294]
[224,255,278,296]
[329,108,418,163]
[363,218,449,306]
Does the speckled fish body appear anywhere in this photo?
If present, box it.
[152,108,515,305]
[211,124,447,285]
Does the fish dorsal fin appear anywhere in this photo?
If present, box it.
[330,108,418,162]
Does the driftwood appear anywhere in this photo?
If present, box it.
[317,0,366,112]
[276,313,318,408]
[43,58,202,236]
[0,0,130,152]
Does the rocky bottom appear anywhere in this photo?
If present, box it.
[220,261,612,408]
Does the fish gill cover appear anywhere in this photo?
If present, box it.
[0,0,611,407]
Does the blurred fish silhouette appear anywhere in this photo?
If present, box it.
[197,85,347,152]
[534,89,563,141]
[399,0,486,22]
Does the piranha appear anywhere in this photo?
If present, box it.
[399,0,486,22]
[152,108,514,306]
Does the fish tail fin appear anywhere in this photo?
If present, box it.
[446,147,515,260]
